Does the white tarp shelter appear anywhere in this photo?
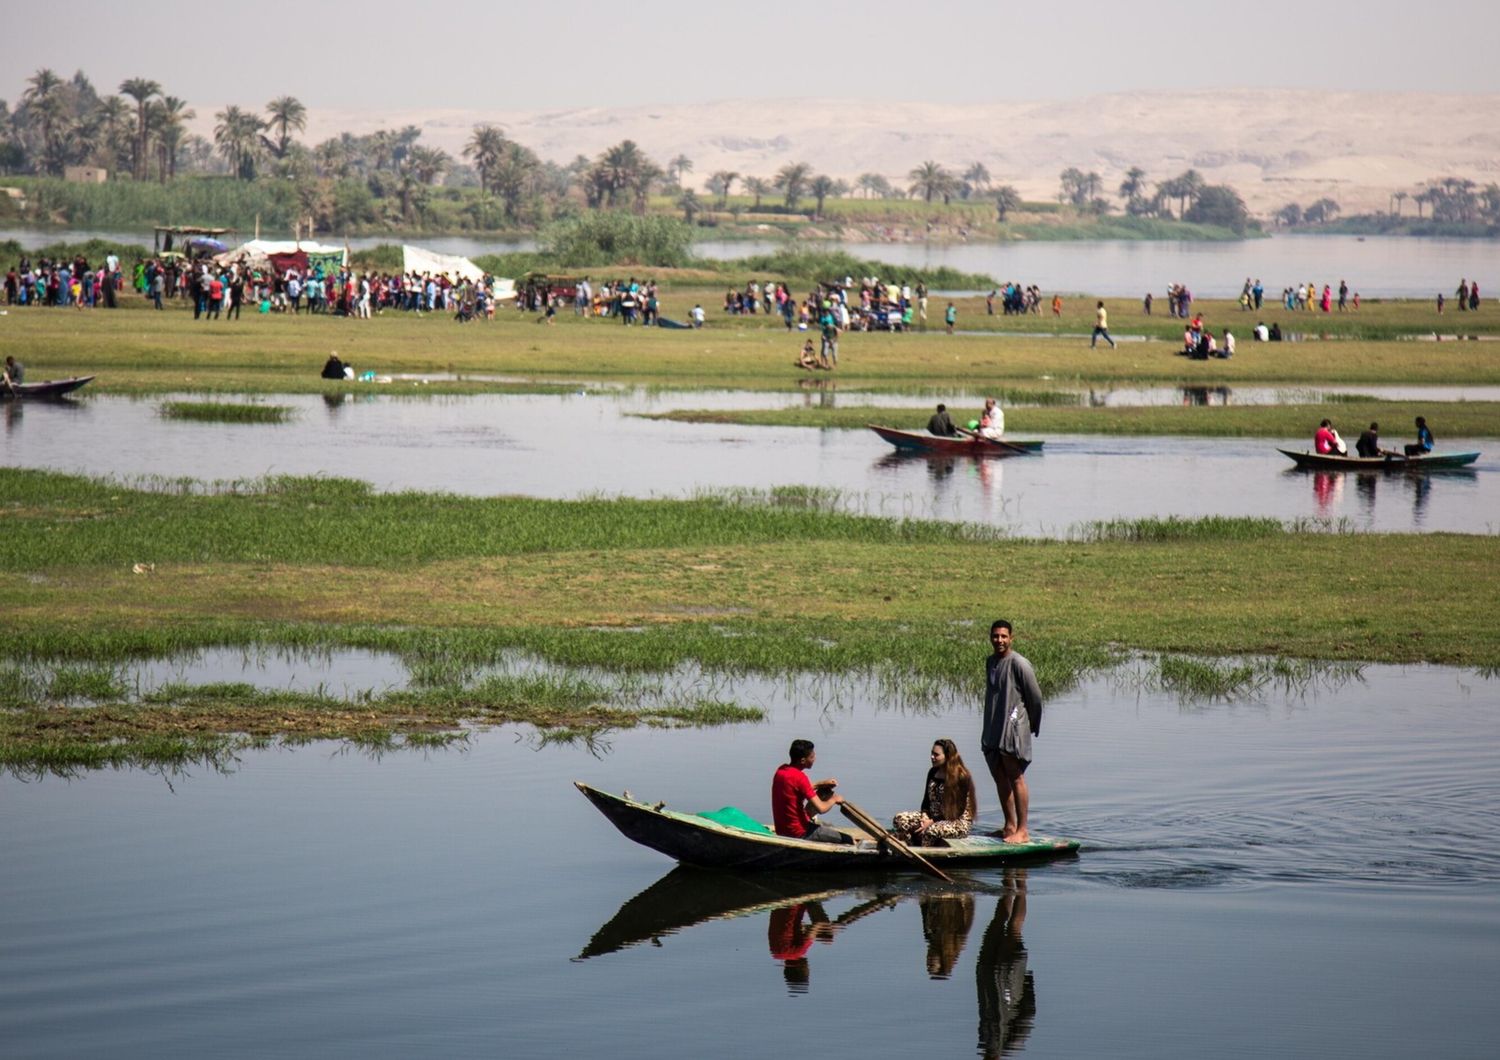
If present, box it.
[402,244,485,283]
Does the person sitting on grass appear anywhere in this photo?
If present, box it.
[797,339,820,371]
[320,353,347,381]
[771,739,853,844]
[892,739,979,846]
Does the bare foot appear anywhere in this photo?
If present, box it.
[1010,830,1031,844]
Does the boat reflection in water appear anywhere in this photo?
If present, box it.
[577,867,1036,1052]
[1296,464,1470,524]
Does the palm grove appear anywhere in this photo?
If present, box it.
[6,68,1495,237]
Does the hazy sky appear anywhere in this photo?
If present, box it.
[4,0,1497,111]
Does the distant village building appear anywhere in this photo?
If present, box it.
[64,166,108,184]
[0,186,26,210]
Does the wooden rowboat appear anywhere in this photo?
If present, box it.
[1278,447,1480,472]
[0,375,95,400]
[576,782,1079,873]
[869,424,1044,457]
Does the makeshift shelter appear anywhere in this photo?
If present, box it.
[213,239,347,277]
[402,244,485,283]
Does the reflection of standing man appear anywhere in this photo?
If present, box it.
[981,621,1043,843]
[976,870,1035,1058]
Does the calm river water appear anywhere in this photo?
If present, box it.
[4,391,1495,535]
[3,227,1491,299]
[3,657,1497,1058]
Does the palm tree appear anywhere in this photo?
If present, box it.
[1276,203,1303,228]
[857,173,890,199]
[629,158,662,214]
[22,69,69,175]
[214,105,265,180]
[963,162,991,199]
[1118,166,1147,214]
[263,96,307,160]
[669,153,693,187]
[678,187,702,223]
[492,141,541,221]
[809,174,838,219]
[594,139,648,208]
[464,124,508,194]
[908,160,953,203]
[369,129,397,173]
[743,176,770,210]
[775,162,812,212]
[152,96,194,180]
[707,170,738,207]
[408,145,450,185]
[118,77,162,180]
[993,185,1021,223]
[86,94,133,171]
[1170,169,1205,218]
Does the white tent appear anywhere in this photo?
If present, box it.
[402,244,485,283]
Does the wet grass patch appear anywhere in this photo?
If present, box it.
[159,401,294,424]
[0,664,769,776]
[1070,516,1283,542]
[1141,654,1366,703]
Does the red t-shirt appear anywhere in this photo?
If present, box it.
[1315,426,1338,454]
[771,764,816,837]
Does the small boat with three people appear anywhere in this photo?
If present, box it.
[576,782,1079,875]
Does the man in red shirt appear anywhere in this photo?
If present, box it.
[771,740,853,844]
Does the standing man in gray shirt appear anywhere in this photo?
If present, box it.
[981,620,1044,843]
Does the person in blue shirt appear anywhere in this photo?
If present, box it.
[1403,416,1435,457]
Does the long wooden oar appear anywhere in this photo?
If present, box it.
[840,800,954,883]
[956,425,1033,456]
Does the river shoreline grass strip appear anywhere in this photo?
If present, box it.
[642,400,1500,438]
[4,470,1496,772]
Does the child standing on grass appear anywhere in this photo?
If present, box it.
[945,302,957,334]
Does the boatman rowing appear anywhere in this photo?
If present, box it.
[981,621,1044,844]
[772,739,854,844]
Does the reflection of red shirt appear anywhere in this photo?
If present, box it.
[771,764,816,837]
[768,904,816,960]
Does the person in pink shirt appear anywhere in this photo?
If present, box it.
[1314,419,1346,455]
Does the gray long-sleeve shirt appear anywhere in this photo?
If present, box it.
[982,651,1043,761]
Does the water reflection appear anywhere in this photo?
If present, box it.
[1180,386,1233,407]
[579,867,1037,1053]
[1293,465,1475,527]
[977,874,1035,1058]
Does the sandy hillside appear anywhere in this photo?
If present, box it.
[191,90,1500,218]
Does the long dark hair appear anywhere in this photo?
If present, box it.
[935,738,978,820]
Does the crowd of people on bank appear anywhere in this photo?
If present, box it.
[3,254,127,308]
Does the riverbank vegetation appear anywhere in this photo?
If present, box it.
[2,69,1261,242]
[645,401,1500,439]
[1,468,1496,772]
